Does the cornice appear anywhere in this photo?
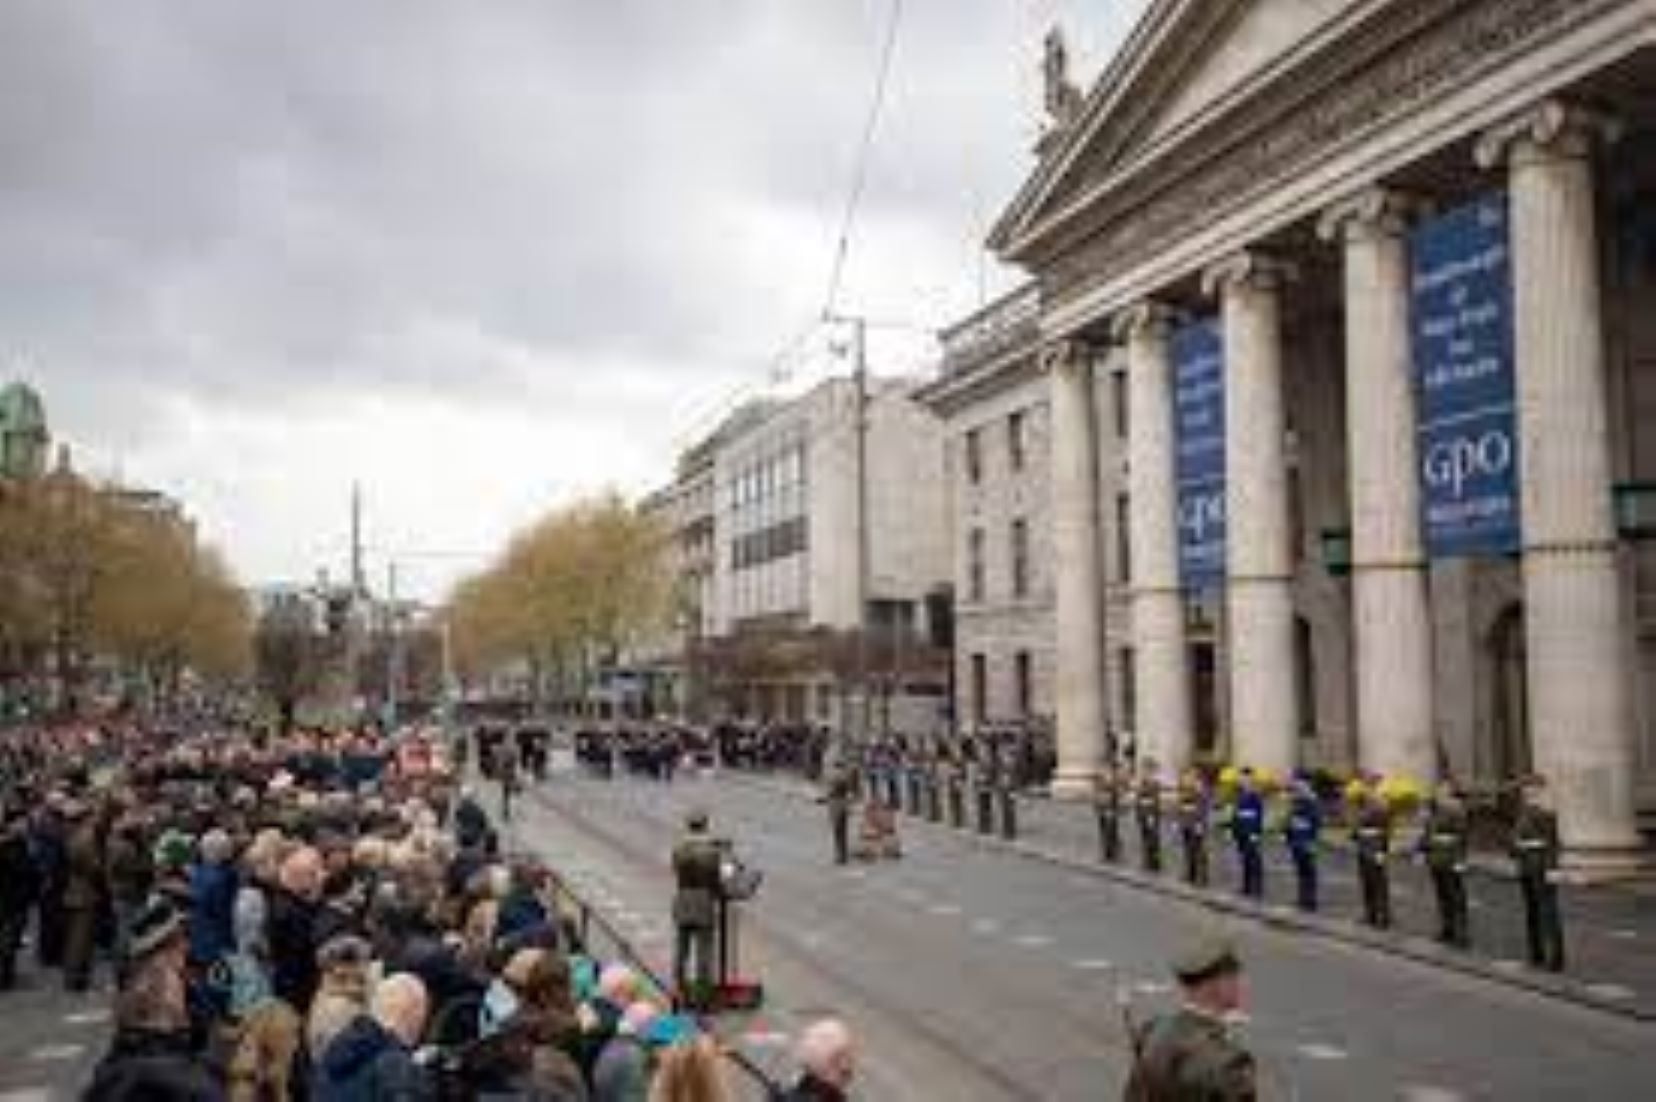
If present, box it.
[1024,0,1625,312]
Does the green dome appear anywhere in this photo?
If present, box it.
[0,382,46,434]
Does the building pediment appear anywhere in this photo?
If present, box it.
[992,0,1390,265]
[990,0,1641,327]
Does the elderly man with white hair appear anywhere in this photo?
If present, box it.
[312,971,433,1101]
[781,1017,856,1101]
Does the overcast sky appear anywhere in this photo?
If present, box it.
[7,0,1144,601]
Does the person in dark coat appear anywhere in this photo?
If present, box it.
[266,845,325,1011]
[0,798,40,989]
[312,972,433,1102]
[87,899,223,1102]
[187,829,241,971]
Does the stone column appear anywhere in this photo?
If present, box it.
[1204,254,1300,775]
[1046,340,1108,796]
[1113,303,1193,779]
[1319,188,1436,784]
[1477,101,1642,865]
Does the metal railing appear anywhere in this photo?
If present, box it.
[535,863,787,1099]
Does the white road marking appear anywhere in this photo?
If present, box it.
[1070,959,1114,971]
[28,1043,85,1062]
[1296,1042,1348,1061]
[969,918,1000,935]
[1132,980,1173,996]
[1608,928,1639,940]
[1013,933,1052,948]
[1399,1087,1467,1102]
[927,903,961,916]
[1583,982,1636,1001]
[64,1008,110,1025]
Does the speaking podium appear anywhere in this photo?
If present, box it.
[711,850,765,1012]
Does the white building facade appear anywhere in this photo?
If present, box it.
[992,0,1656,867]
[693,376,951,730]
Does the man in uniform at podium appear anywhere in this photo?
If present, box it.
[672,808,723,1009]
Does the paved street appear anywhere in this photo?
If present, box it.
[515,770,1656,1101]
[0,961,113,1100]
[837,773,1656,1016]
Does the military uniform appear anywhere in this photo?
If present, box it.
[1512,796,1564,971]
[1354,797,1393,930]
[1177,776,1211,888]
[1283,784,1322,913]
[1094,771,1123,864]
[1126,939,1256,1102]
[1418,794,1471,948]
[671,820,724,1006]
[1136,777,1164,874]
[1229,780,1265,899]
[824,767,856,865]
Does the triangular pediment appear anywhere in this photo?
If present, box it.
[992,0,1380,262]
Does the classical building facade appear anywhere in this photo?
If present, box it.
[918,285,1067,729]
[991,0,1656,866]
[650,377,951,731]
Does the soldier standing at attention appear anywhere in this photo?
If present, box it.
[1283,774,1322,913]
[1125,937,1257,1101]
[1353,781,1394,930]
[1135,765,1164,874]
[671,809,723,1009]
[1512,775,1565,971]
[822,762,856,866]
[1177,770,1211,888]
[1229,769,1266,900]
[1417,782,1471,948]
[1094,765,1123,865]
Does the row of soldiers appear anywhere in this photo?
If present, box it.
[1090,763,1567,971]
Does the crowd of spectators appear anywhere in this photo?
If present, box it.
[0,721,858,1101]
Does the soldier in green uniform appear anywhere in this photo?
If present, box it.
[1177,770,1211,888]
[1135,766,1164,875]
[822,762,856,865]
[1094,765,1123,864]
[1511,775,1565,971]
[1416,783,1471,948]
[671,808,724,1008]
[1353,782,1393,930]
[1125,937,1257,1101]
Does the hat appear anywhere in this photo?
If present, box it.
[316,934,373,972]
[1172,936,1241,986]
[128,899,186,960]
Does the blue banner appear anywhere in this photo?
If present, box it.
[1173,318,1226,589]
[1411,194,1521,557]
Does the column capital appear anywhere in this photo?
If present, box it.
[1474,98,1621,170]
[1038,339,1091,379]
[1200,250,1296,299]
[1109,300,1177,344]
[1316,186,1431,245]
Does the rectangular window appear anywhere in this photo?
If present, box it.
[965,428,982,485]
[971,653,988,725]
[1112,368,1129,440]
[1115,492,1132,584]
[968,527,985,603]
[1008,410,1026,473]
[1014,651,1033,718]
[1010,517,1029,599]
[1120,647,1137,734]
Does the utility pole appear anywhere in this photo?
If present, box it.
[386,560,402,733]
[851,315,872,747]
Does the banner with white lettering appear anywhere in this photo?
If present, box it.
[1174,318,1226,589]
[1411,194,1521,557]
